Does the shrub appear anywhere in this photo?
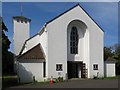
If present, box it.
[93,75,98,79]
[58,77,63,82]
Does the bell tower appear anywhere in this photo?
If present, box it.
[13,16,31,56]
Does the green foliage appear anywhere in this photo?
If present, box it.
[2,21,14,75]
[104,47,113,60]
[93,75,98,79]
[57,77,63,82]
[104,44,120,75]
[2,75,18,89]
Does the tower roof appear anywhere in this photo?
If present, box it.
[13,16,31,22]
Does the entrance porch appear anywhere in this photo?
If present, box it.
[67,61,87,79]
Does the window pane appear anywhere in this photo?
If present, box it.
[93,64,98,70]
[56,64,63,71]
[70,26,78,54]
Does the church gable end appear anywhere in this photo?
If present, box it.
[44,4,104,32]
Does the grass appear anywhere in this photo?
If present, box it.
[2,75,120,89]
[2,75,18,89]
[93,75,119,80]
[103,75,119,80]
[2,75,17,79]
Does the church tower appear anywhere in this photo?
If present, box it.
[13,16,31,56]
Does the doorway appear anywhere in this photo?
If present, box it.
[67,61,82,79]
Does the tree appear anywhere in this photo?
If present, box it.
[104,44,120,75]
[104,47,113,60]
[1,17,14,75]
[112,44,120,75]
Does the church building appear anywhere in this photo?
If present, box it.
[13,4,115,83]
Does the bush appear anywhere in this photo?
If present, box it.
[93,75,98,79]
[58,77,63,82]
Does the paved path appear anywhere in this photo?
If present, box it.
[8,79,118,88]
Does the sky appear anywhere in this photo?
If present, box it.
[2,0,120,2]
[2,2,118,52]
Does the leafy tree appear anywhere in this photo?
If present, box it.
[104,47,113,60]
[1,17,14,75]
[104,44,120,75]
[112,44,120,75]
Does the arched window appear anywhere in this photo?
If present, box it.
[70,27,78,54]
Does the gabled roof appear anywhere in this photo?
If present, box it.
[18,43,45,60]
[43,3,104,32]
[105,57,117,63]
[19,3,104,56]
[19,33,39,55]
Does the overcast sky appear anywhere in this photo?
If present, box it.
[2,2,118,52]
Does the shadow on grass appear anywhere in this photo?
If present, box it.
[2,76,31,89]
[2,76,18,89]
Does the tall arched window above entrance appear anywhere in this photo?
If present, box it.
[70,27,78,54]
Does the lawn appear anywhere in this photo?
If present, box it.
[92,75,119,80]
[2,75,18,89]
[2,75,119,89]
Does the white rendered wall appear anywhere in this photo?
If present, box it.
[46,5,103,79]
[39,28,48,78]
[89,24,104,78]
[39,28,47,57]
[13,19,30,55]
[18,60,44,83]
[104,62,116,77]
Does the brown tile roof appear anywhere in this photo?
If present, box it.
[18,43,45,60]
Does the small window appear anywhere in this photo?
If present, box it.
[21,20,23,23]
[56,64,62,71]
[17,19,19,22]
[93,64,98,70]
[25,21,27,23]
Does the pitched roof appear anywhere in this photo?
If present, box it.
[19,33,39,55]
[44,3,104,32]
[18,43,45,60]
[105,57,117,63]
[19,3,104,55]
